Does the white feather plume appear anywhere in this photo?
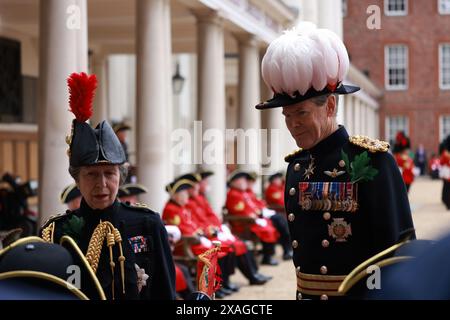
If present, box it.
[261,23,350,96]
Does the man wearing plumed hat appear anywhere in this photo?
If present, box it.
[256,24,415,300]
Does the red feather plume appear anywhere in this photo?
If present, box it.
[67,72,97,122]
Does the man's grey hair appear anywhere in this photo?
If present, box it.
[310,93,339,116]
[69,164,128,185]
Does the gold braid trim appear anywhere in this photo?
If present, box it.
[85,221,126,300]
[41,222,55,243]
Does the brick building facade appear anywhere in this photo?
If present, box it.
[344,0,450,159]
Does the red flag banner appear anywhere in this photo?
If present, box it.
[197,241,222,298]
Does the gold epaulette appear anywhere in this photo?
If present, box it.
[349,135,390,153]
[284,148,304,162]
[41,222,55,243]
[122,201,153,213]
[40,211,72,243]
[41,211,71,229]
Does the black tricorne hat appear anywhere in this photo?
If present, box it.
[268,172,284,182]
[66,72,126,167]
[60,183,81,204]
[165,179,195,195]
[227,170,253,185]
[112,121,131,133]
[118,183,148,198]
[177,173,202,183]
[199,171,214,180]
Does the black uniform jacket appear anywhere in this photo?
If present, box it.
[284,126,415,299]
[41,199,176,300]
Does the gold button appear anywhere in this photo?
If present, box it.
[297,292,303,300]
[292,240,298,249]
[321,239,330,248]
[339,160,346,168]
[289,188,296,196]
[296,266,301,274]
[320,294,328,300]
[288,213,295,222]
[320,266,328,274]
[323,212,331,220]
[294,163,301,171]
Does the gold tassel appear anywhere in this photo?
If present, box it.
[106,228,116,300]
[113,228,126,295]
[85,221,127,300]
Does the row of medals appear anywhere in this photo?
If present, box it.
[301,196,358,212]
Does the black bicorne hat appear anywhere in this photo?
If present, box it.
[66,72,126,167]
[69,120,126,167]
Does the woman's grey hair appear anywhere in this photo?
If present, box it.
[310,93,339,115]
[69,164,128,185]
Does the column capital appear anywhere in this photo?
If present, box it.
[191,8,224,26]
[234,33,259,47]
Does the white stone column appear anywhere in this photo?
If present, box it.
[344,95,354,135]
[236,34,261,190]
[354,98,361,134]
[318,0,343,38]
[136,0,172,212]
[38,0,88,224]
[91,53,108,127]
[196,11,226,214]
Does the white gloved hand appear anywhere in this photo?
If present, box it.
[262,208,276,218]
[255,218,268,227]
[200,236,213,248]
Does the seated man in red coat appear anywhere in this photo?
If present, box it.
[264,172,285,212]
[393,132,415,193]
[247,172,293,261]
[180,172,270,287]
[226,171,279,265]
[162,178,213,257]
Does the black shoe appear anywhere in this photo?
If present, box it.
[261,257,279,266]
[215,290,226,299]
[223,283,240,292]
[256,273,273,281]
[219,287,233,295]
[283,251,293,260]
[249,276,267,285]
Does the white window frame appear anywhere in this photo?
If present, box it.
[439,44,450,90]
[384,0,408,16]
[439,0,450,14]
[385,45,409,90]
[440,115,450,142]
[385,116,409,145]
[342,0,348,17]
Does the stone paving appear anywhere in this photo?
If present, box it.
[223,176,450,300]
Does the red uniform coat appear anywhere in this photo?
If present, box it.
[190,195,247,256]
[395,153,415,185]
[264,182,285,209]
[162,200,211,256]
[225,188,279,243]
